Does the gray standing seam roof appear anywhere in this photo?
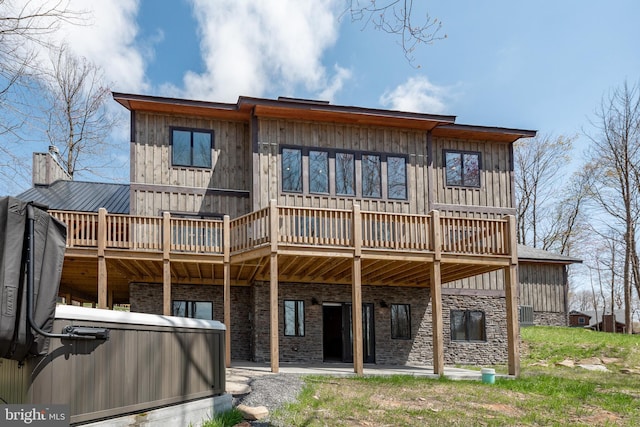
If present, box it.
[16,180,130,214]
[517,244,582,264]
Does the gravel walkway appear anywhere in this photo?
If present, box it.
[231,369,305,427]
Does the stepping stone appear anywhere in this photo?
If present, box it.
[237,404,269,421]
[226,381,251,396]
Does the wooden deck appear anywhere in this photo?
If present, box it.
[52,202,515,304]
[51,201,520,377]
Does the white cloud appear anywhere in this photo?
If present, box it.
[56,0,148,93]
[180,0,343,102]
[379,76,450,114]
[318,65,352,103]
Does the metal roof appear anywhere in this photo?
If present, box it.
[17,180,130,214]
[517,244,582,264]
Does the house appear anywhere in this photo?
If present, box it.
[569,310,592,327]
[570,310,627,333]
[18,92,561,377]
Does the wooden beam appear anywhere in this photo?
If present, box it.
[269,200,280,373]
[223,215,231,368]
[352,204,363,375]
[270,253,279,373]
[163,212,172,316]
[504,214,520,376]
[431,261,444,376]
[430,212,444,376]
[97,208,108,309]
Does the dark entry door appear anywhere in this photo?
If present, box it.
[323,303,375,363]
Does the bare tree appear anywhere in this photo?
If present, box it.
[586,81,640,333]
[514,134,576,250]
[346,0,446,64]
[0,0,84,188]
[42,46,116,178]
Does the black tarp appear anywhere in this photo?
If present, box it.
[0,196,66,361]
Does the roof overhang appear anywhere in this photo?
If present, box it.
[432,124,537,143]
[112,92,535,138]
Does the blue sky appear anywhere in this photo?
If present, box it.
[4,0,640,193]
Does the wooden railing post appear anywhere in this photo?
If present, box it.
[269,200,280,373]
[429,210,444,375]
[97,208,108,309]
[503,214,520,376]
[223,215,231,368]
[352,204,363,375]
[162,212,172,316]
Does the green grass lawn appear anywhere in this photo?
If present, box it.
[269,327,640,426]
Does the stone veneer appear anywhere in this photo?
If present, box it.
[534,311,568,327]
[129,283,252,360]
[129,282,511,366]
[251,282,510,366]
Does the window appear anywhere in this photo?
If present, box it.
[445,151,481,187]
[282,148,302,192]
[362,154,381,198]
[284,300,304,336]
[391,304,411,339]
[171,128,213,168]
[578,317,586,325]
[335,152,355,195]
[309,150,329,193]
[387,156,407,199]
[450,310,486,341]
[172,300,213,320]
[280,146,408,201]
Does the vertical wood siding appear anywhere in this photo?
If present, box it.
[519,262,567,313]
[132,112,250,217]
[432,137,513,211]
[255,118,429,214]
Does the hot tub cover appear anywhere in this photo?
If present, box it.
[0,196,67,361]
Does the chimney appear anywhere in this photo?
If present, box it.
[32,149,71,186]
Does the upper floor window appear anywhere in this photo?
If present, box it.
[387,156,407,199]
[450,310,486,342]
[362,154,381,198]
[445,150,481,187]
[282,148,302,192]
[336,152,355,196]
[172,300,213,320]
[309,150,329,193]
[171,127,213,168]
[280,146,408,201]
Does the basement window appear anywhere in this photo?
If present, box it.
[391,304,411,339]
[450,310,486,341]
[172,300,213,320]
[284,300,305,336]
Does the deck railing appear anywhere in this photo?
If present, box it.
[50,205,512,258]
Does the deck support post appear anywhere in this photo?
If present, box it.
[162,212,172,316]
[429,210,444,376]
[223,215,231,368]
[504,214,520,376]
[269,200,280,373]
[352,204,364,375]
[97,208,108,309]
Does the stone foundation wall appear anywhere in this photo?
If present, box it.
[441,293,509,366]
[129,283,252,360]
[252,283,509,366]
[535,311,568,327]
[129,282,511,366]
